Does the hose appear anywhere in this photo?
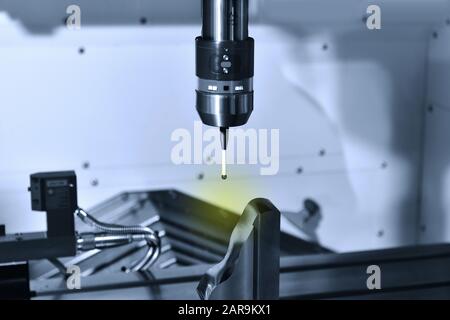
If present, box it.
[75,208,161,272]
[76,208,157,236]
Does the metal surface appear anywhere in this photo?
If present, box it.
[30,243,450,300]
[202,0,248,41]
[196,91,253,128]
[202,0,229,41]
[0,232,76,263]
[196,0,254,147]
[233,0,249,40]
[197,198,280,300]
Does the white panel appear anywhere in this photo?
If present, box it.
[421,24,450,244]
[261,0,448,26]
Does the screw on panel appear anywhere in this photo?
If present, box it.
[78,47,85,54]
[322,44,329,51]
[140,17,147,25]
[197,173,204,181]
[446,19,450,26]
[82,162,90,169]
[377,230,384,238]
[297,167,303,174]
[428,105,434,113]
[432,31,438,39]
[381,162,388,169]
[319,149,326,157]
[91,179,99,187]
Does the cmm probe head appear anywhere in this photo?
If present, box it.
[195,0,254,179]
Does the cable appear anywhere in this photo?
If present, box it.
[75,208,161,272]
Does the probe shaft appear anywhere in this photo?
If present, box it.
[220,127,229,180]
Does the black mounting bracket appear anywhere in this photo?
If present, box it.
[0,171,78,263]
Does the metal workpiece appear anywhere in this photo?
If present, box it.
[197,198,280,300]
